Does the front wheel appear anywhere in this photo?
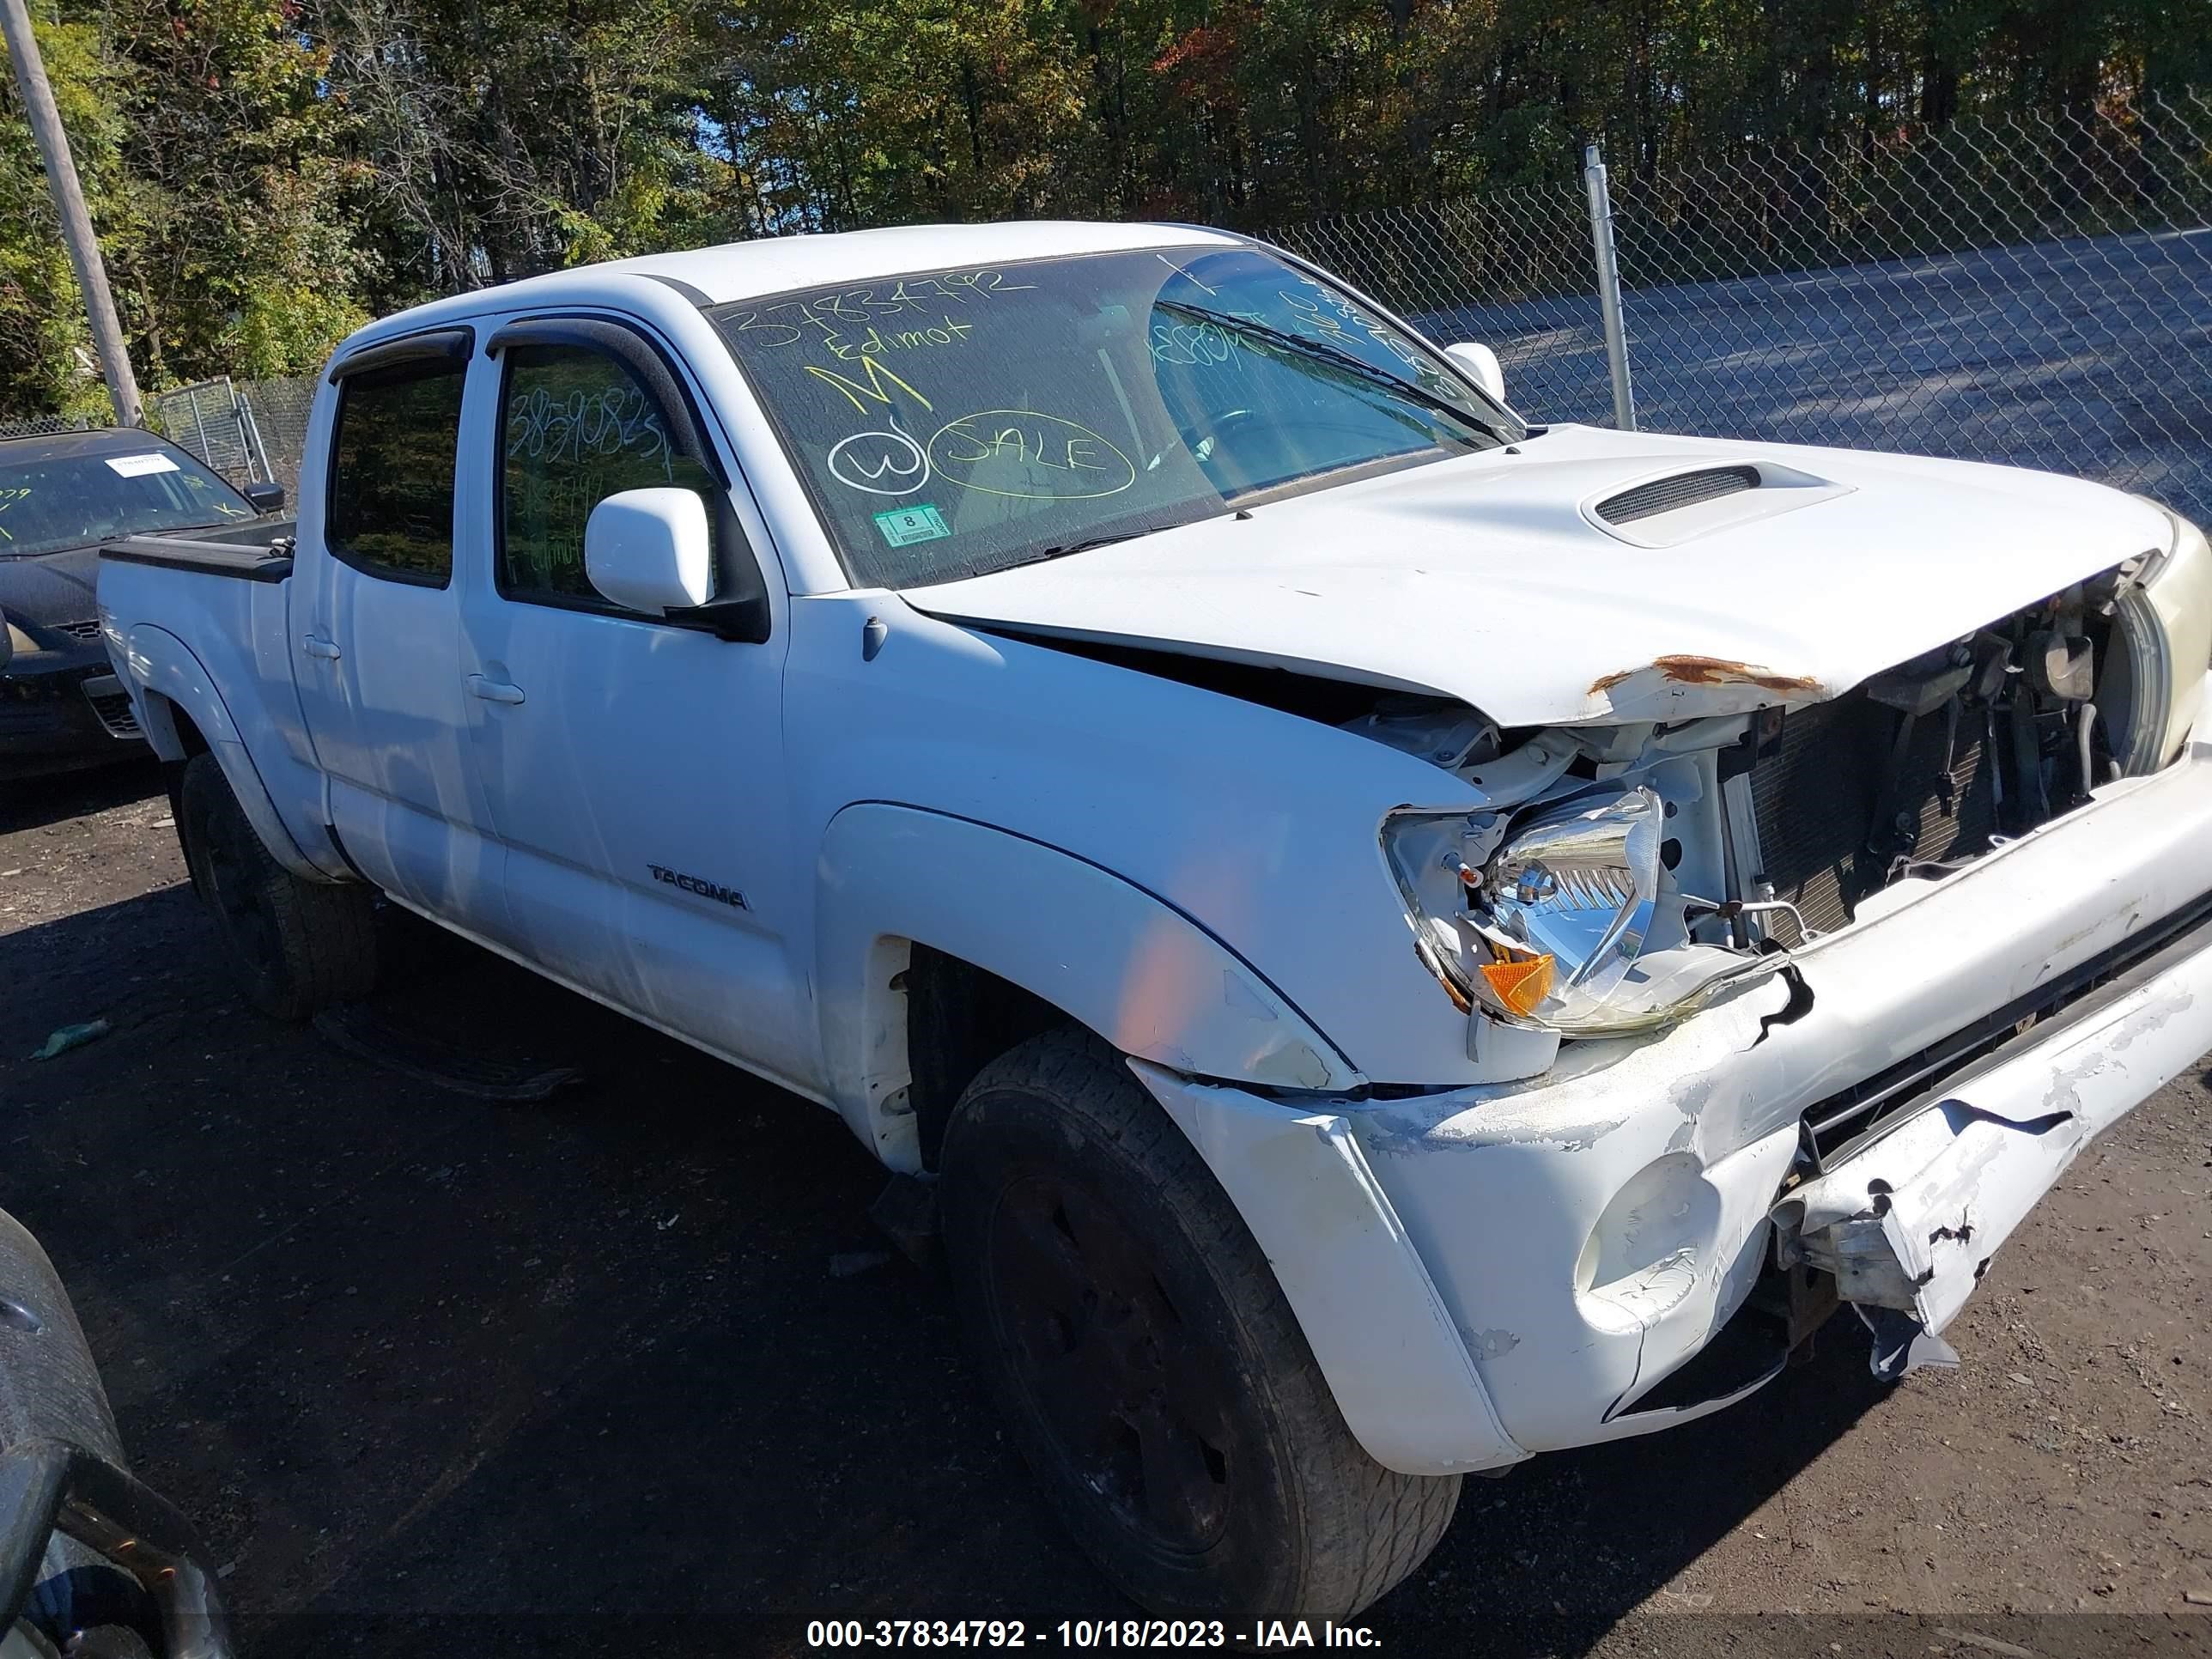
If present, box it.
[939,1028,1460,1620]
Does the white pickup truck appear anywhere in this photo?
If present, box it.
[98,221,2212,1620]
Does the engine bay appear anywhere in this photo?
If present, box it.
[1371,558,2177,1052]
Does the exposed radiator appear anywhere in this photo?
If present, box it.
[1747,692,1998,941]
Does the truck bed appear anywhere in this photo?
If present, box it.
[101,517,296,583]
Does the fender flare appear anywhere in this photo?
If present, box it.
[1128,1060,1527,1476]
[119,625,339,882]
[814,804,1364,1169]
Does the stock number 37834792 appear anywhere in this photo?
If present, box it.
[805,1620,1235,1648]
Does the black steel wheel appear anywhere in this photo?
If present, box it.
[986,1170,1238,1555]
[939,1027,1460,1619]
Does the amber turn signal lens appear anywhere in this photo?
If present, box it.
[1479,952,1555,1018]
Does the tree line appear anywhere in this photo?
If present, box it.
[2,0,2202,417]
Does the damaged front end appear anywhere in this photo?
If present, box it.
[1358,518,2212,1397]
[1380,514,2212,1069]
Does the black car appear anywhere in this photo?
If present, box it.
[0,429,281,776]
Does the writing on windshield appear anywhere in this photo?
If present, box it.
[711,247,1511,588]
[0,449,252,559]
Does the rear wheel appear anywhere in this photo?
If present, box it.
[177,752,378,1021]
[939,1028,1460,1620]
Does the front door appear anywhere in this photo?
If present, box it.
[454,325,810,1091]
[291,343,507,927]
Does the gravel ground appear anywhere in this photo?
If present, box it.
[2,761,2209,1658]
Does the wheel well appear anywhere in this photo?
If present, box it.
[906,943,1065,1170]
[159,700,210,828]
[167,700,210,757]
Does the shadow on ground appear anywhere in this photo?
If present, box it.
[0,758,163,835]
[0,778,1893,1658]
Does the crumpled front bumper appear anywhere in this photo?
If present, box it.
[1139,729,2212,1478]
[1778,896,2212,1377]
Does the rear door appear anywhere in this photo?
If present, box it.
[290,331,508,927]
[453,317,810,1090]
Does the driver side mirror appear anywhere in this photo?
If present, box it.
[1445,342,1505,404]
[586,488,714,617]
[241,479,286,515]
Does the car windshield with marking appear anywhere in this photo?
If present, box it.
[708,246,1519,589]
[0,442,259,560]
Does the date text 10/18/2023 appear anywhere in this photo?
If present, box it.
[805,1621,1383,1649]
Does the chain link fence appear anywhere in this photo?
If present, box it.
[14,100,2212,522]
[1274,179,1616,428]
[0,412,95,441]
[230,376,317,495]
[0,378,313,497]
[1272,91,2212,526]
[142,375,315,496]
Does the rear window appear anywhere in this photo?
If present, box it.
[0,444,255,560]
[326,360,468,585]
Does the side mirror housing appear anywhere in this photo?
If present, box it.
[241,480,286,515]
[1445,342,1505,404]
[585,488,714,617]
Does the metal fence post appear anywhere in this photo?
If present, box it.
[1583,142,1638,431]
[183,385,214,466]
[231,383,270,483]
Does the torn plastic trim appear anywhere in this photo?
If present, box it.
[1772,894,2212,1376]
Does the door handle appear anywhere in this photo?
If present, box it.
[301,634,341,661]
[466,673,526,706]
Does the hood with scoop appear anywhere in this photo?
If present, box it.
[902,424,2172,728]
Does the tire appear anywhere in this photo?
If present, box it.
[177,751,378,1021]
[939,1028,1461,1620]
[0,1209,154,1656]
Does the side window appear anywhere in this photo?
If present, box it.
[326,360,466,585]
[499,343,717,605]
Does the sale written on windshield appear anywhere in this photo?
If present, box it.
[709,246,1516,589]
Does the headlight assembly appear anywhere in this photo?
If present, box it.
[1383,790,1783,1037]
[2119,501,2212,770]
[1476,787,1662,1024]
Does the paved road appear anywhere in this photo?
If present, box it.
[1,763,2209,1656]
[1414,227,2212,525]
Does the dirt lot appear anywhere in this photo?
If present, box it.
[2,763,2209,1658]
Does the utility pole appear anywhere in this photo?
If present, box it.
[0,0,142,427]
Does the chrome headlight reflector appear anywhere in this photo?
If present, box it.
[1477,787,1661,1024]
[1385,787,1782,1037]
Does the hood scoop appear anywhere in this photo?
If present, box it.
[1596,465,1760,524]
[1586,459,1851,549]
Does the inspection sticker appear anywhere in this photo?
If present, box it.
[873,503,950,547]
[106,453,179,477]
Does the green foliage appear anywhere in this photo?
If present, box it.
[1,0,2203,416]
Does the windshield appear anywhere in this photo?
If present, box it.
[0,443,257,560]
[709,246,1517,589]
